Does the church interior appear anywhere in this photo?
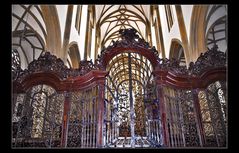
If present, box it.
[12,5,227,148]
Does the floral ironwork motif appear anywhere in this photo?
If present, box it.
[155,45,226,76]
[188,45,226,76]
[156,58,188,75]
[96,28,159,65]
[12,84,64,148]
[67,91,82,147]
[14,52,71,83]
[178,90,200,147]
[67,87,99,148]
[163,87,201,147]
[198,81,227,147]
[27,52,70,78]
[13,51,103,82]
[78,60,98,75]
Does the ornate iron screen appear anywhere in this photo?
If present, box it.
[104,52,161,148]
[12,51,107,148]
[198,81,227,147]
[12,28,227,148]
[12,84,64,148]
[162,87,201,147]
[67,87,99,148]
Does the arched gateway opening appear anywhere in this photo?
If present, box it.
[101,29,162,148]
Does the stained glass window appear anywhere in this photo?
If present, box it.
[164,5,174,32]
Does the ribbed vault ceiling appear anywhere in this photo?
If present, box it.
[95,5,150,47]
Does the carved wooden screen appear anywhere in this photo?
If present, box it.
[153,44,227,148]
[12,84,64,148]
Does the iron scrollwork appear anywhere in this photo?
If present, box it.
[12,85,64,148]
[96,28,159,64]
[188,45,226,76]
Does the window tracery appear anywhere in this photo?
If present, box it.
[206,5,227,53]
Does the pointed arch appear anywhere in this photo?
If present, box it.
[67,42,81,69]
[169,39,186,66]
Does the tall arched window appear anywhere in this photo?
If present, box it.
[12,5,46,69]
[205,5,227,53]
[169,40,186,66]
[84,5,95,60]
[164,5,174,32]
[75,5,83,34]
[68,43,81,68]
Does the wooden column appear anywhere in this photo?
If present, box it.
[61,92,71,147]
[96,82,105,147]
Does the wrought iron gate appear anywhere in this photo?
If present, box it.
[12,28,227,148]
[104,52,161,148]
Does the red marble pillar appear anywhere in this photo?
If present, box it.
[96,82,105,148]
[153,69,168,147]
[61,92,71,147]
[192,89,205,146]
[157,84,168,146]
